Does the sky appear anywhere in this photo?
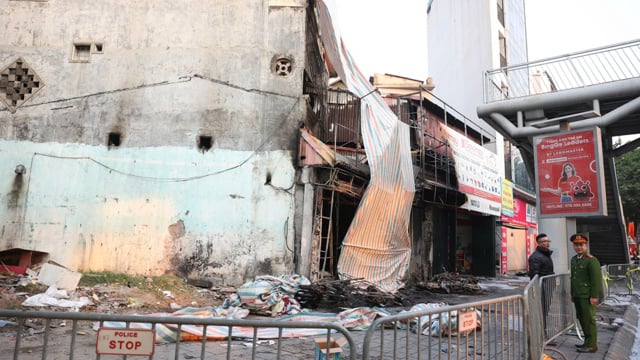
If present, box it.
[330,0,640,81]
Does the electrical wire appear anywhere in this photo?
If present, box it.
[31,96,303,183]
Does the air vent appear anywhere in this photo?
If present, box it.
[272,56,293,77]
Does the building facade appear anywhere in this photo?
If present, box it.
[426,0,536,274]
[0,0,329,285]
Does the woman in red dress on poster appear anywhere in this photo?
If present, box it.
[541,162,582,203]
[558,162,581,202]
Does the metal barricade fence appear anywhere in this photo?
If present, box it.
[605,264,629,296]
[524,276,544,359]
[526,274,576,360]
[361,295,526,360]
[539,274,574,343]
[603,263,640,297]
[630,264,640,294]
[0,309,356,360]
[4,276,604,360]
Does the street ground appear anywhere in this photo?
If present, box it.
[0,272,532,359]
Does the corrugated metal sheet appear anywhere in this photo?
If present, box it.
[317,1,415,292]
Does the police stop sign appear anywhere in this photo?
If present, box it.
[457,310,477,333]
[96,328,155,356]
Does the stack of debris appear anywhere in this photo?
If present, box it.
[412,272,483,294]
[295,273,485,310]
[295,278,404,310]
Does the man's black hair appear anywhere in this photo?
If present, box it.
[536,233,548,242]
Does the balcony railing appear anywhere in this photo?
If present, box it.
[484,38,640,103]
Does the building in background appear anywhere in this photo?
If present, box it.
[426,0,537,274]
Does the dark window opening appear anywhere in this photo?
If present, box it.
[73,44,91,61]
[108,132,121,148]
[94,43,103,53]
[198,135,212,152]
[499,35,507,68]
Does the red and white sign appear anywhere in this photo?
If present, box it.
[444,127,502,216]
[96,328,155,356]
[458,310,478,333]
[500,197,528,226]
[534,128,607,218]
[500,227,508,275]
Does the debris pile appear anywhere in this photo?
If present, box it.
[412,273,483,295]
[294,273,486,310]
[295,278,404,310]
[224,274,308,316]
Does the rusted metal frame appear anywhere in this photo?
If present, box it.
[319,188,336,277]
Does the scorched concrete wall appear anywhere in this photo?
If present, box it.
[0,0,312,285]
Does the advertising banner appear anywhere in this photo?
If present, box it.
[501,179,514,217]
[444,127,502,216]
[534,128,607,218]
[500,197,528,227]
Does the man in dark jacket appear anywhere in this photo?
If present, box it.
[528,233,554,279]
[528,233,554,338]
[570,233,601,353]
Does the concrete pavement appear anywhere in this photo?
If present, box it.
[545,302,638,360]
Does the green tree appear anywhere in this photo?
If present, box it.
[615,148,640,222]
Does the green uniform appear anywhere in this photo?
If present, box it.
[570,253,601,349]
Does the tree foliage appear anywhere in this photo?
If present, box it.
[615,148,640,222]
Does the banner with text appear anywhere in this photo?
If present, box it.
[534,127,607,218]
[444,127,501,216]
[501,179,514,217]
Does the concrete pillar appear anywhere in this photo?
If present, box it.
[299,167,315,278]
[539,217,576,273]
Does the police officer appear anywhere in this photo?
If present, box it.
[570,233,601,353]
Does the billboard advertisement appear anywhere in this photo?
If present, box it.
[534,127,607,218]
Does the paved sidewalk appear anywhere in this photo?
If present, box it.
[544,303,638,360]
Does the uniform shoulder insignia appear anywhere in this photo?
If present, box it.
[586,254,594,258]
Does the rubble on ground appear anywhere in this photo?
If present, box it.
[410,272,483,295]
[1,261,485,316]
[295,278,404,310]
[294,273,485,310]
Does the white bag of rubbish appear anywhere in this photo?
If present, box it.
[22,285,92,309]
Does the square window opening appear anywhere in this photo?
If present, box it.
[72,43,91,62]
[93,43,104,53]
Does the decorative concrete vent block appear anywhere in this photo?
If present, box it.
[0,57,44,113]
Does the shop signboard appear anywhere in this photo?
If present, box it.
[444,127,501,216]
[501,179,514,217]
